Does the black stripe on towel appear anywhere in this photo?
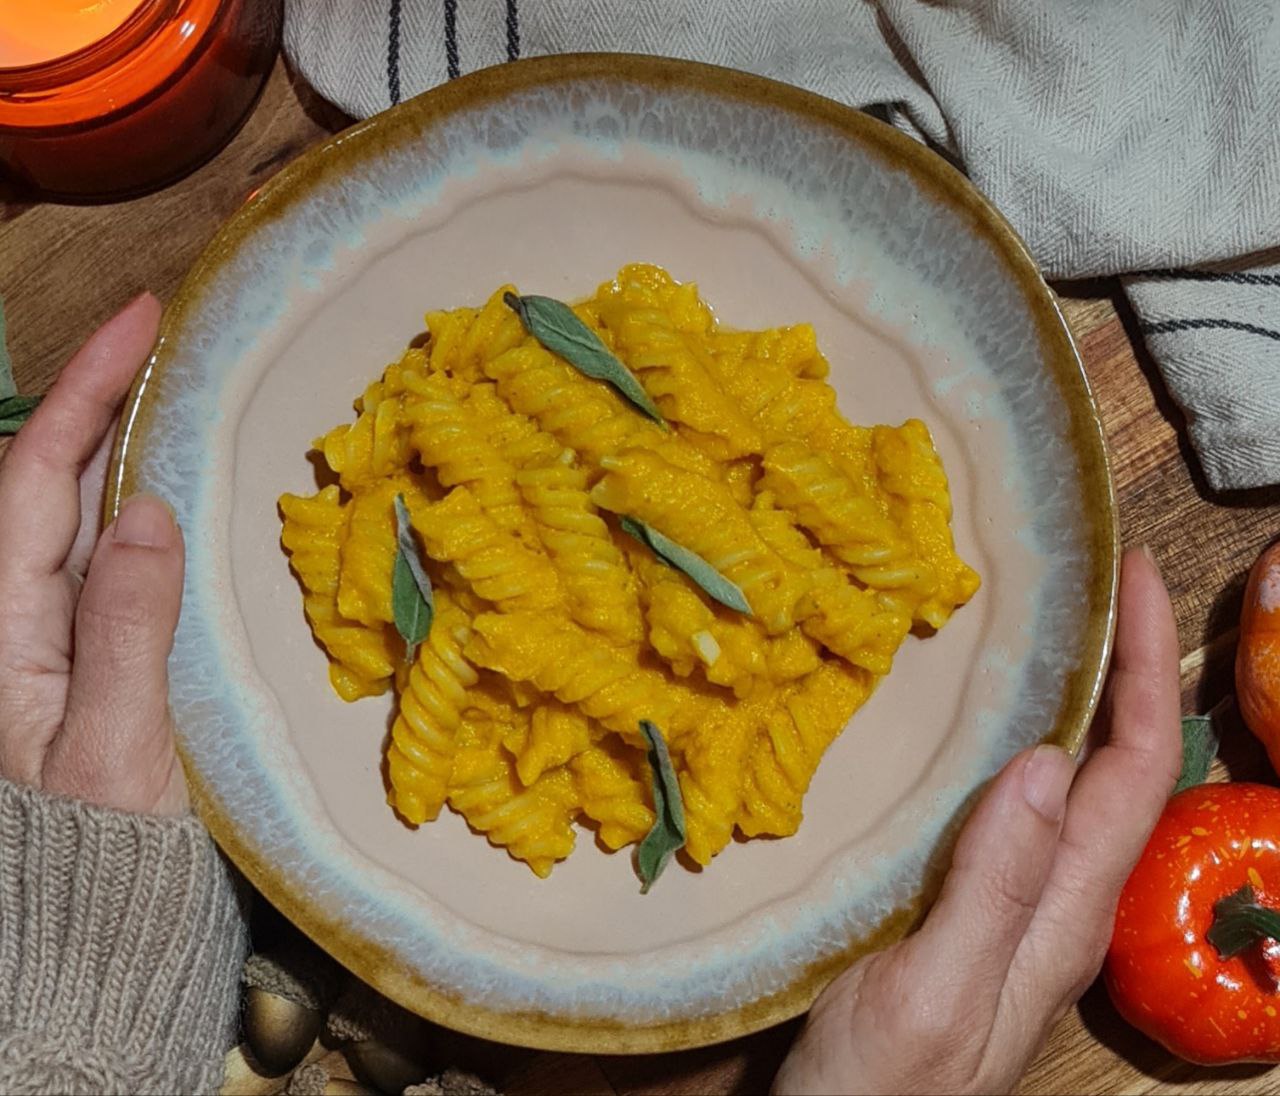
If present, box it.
[444,0,460,79]
[387,0,402,104]
[1140,318,1280,343]
[1132,268,1280,287]
[506,0,521,60]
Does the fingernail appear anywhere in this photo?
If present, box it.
[1022,744,1073,822]
[114,494,175,549]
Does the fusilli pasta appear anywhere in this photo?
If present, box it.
[280,265,977,878]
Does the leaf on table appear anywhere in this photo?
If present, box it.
[1174,705,1225,794]
[0,394,41,436]
[0,297,14,401]
[0,299,42,435]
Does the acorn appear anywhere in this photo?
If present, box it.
[344,1035,432,1094]
[243,986,323,1076]
[322,1081,376,1096]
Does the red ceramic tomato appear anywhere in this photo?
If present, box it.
[1106,782,1280,1064]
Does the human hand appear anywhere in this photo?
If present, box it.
[0,294,189,816]
[773,547,1181,1095]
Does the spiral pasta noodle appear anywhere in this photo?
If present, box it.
[484,340,720,480]
[455,288,528,384]
[676,707,758,865]
[280,486,398,701]
[738,661,873,838]
[631,545,801,698]
[571,737,655,851]
[336,477,422,628]
[515,461,645,646]
[280,264,978,877]
[595,268,762,460]
[446,713,580,878]
[591,448,807,634]
[502,699,594,787]
[386,591,480,824]
[464,611,688,742]
[873,420,982,629]
[415,486,564,615]
[401,369,534,543]
[485,342,654,464]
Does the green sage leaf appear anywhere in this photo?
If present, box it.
[0,394,41,436]
[392,494,434,662]
[637,719,686,893]
[503,292,665,425]
[1174,703,1225,794]
[0,298,15,401]
[620,516,753,616]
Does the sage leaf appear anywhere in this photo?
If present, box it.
[0,394,41,437]
[637,719,686,893]
[503,292,666,425]
[1174,700,1227,794]
[0,301,41,435]
[620,516,753,616]
[392,494,434,662]
[0,298,15,401]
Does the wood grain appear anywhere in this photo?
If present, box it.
[5,58,1278,1096]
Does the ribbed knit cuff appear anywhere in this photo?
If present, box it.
[0,779,248,1095]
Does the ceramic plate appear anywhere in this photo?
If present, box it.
[108,55,1117,1053]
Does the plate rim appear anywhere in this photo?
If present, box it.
[106,52,1119,1054]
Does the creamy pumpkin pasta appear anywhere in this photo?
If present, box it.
[279,264,978,879]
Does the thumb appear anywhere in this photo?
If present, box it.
[901,743,1076,1015]
[773,745,1078,1096]
[46,494,188,815]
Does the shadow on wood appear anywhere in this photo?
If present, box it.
[595,1019,801,1096]
[1077,978,1272,1089]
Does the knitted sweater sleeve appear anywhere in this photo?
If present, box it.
[0,778,248,1095]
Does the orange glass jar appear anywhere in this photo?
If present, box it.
[0,0,281,199]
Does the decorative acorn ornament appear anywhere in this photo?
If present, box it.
[244,986,323,1076]
[345,1034,433,1094]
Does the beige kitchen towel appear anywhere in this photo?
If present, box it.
[284,0,1280,491]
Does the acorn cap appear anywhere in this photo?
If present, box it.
[285,1063,330,1096]
[404,1069,499,1096]
[326,980,433,1049]
[243,938,346,1012]
[284,1063,377,1096]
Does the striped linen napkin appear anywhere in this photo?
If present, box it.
[284,0,1280,491]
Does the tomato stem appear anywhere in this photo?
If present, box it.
[1207,885,1280,959]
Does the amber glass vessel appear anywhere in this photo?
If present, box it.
[0,0,281,199]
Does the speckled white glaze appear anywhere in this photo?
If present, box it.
[114,62,1110,1040]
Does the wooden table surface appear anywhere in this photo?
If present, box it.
[4,60,1279,1096]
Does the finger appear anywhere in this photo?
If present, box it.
[68,414,120,580]
[0,293,161,582]
[46,494,187,815]
[899,742,1075,1016]
[1016,548,1181,994]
